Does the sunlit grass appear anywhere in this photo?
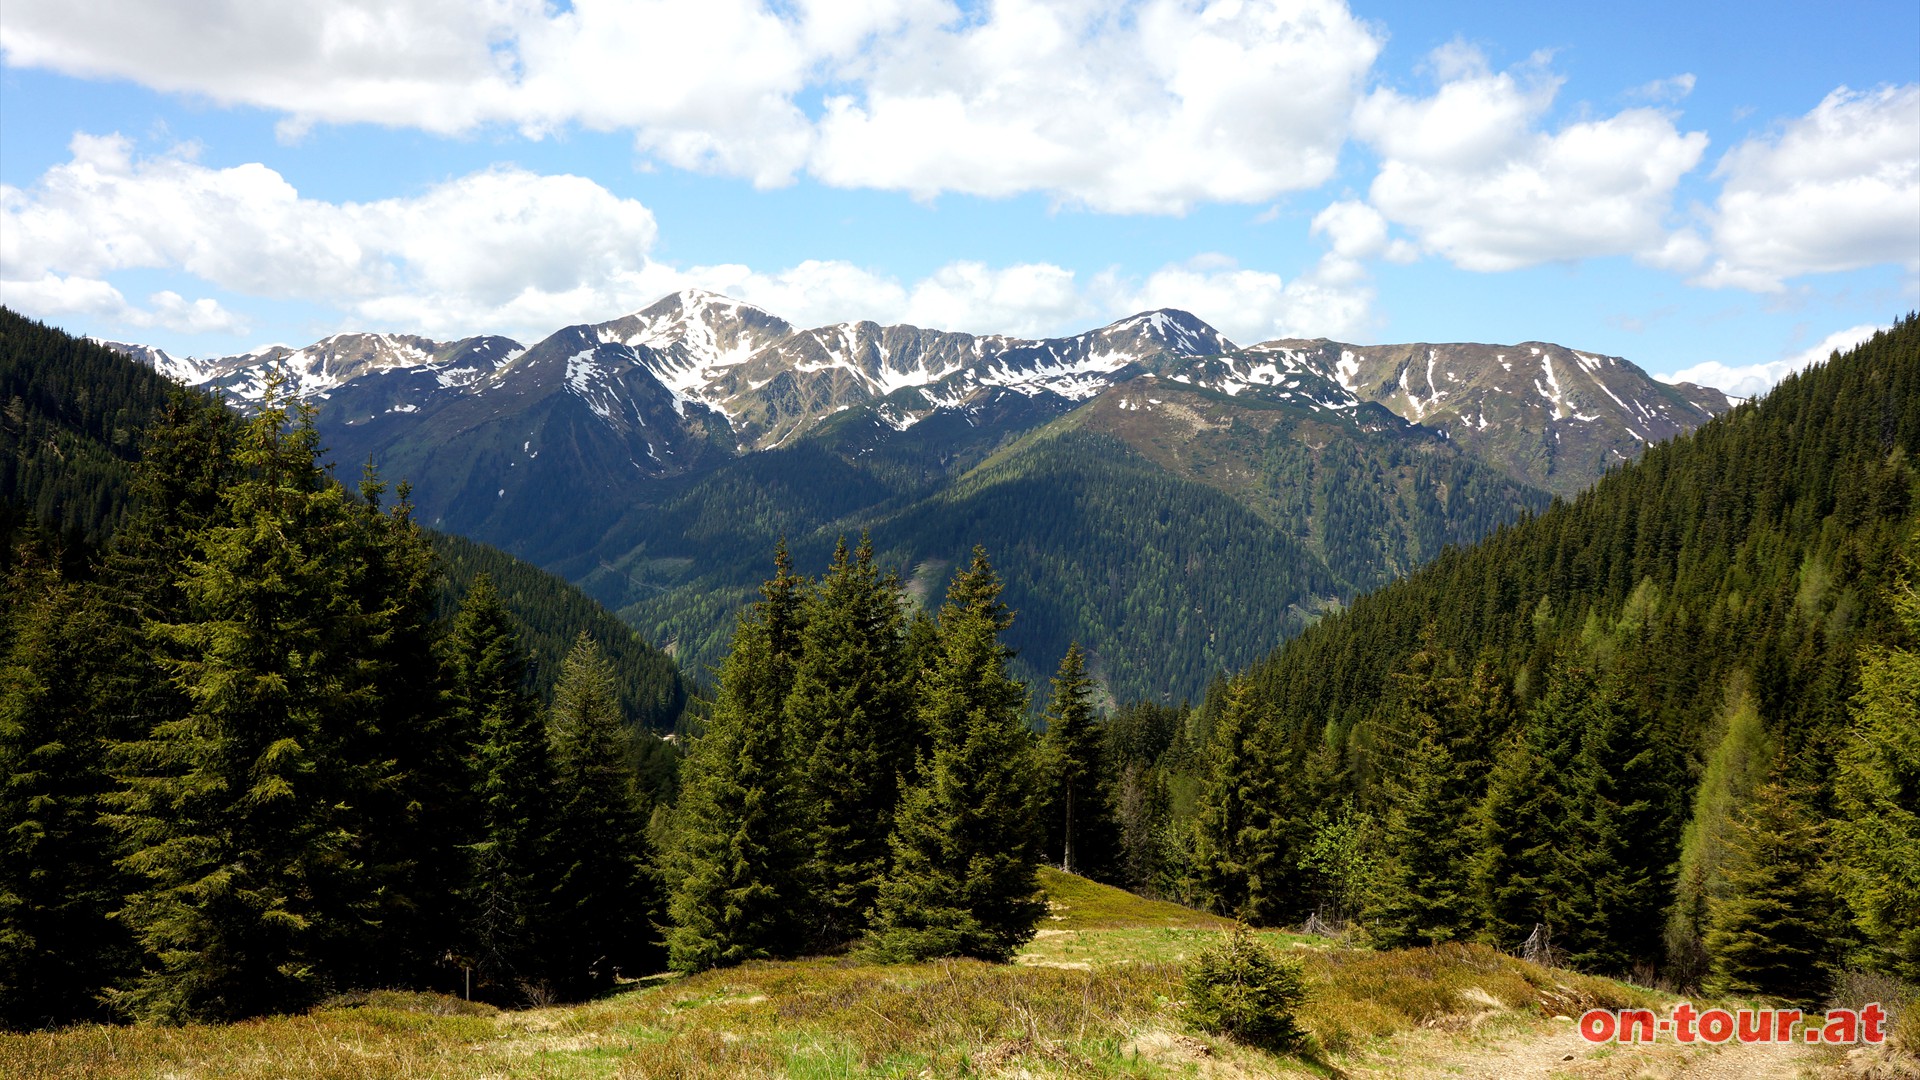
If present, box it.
[3,873,1667,1079]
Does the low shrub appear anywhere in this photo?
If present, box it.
[1181,924,1309,1051]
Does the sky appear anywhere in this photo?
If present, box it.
[1,1,1916,397]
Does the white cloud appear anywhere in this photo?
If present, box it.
[1693,85,1920,292]
[809,0,1382,212]
[1353,46,1708,271]
[1,134,1365,347]
[1,0,1381,211]
[1656,323,1884,398]
[1108,251,1374,343]
[0,272,247,334]
[0,134,671,340]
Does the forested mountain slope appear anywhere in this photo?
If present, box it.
[1191,314,1919,992]
[600,373,1550,703]
[0,308,684,726]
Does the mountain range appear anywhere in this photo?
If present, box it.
[106,291,1735,701]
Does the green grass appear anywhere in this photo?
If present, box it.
[2,875,1668,1080]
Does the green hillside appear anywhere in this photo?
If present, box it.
[607,381,1548,704]
[1187,314,1920,993]
[0,307,685,725]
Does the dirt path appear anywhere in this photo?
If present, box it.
[1373,1015,1823,1080]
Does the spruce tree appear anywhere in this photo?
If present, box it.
[103,392,398,1021]
[332,470,459,991]
[666,606,808,971]
[1367,635,1474,946]
[546,633,657,994]
[867,548,1043,962]
[1038,642,1116,877]
[1474,663,1586,953]
[0,557,136,1027]
[1368,709,1471,947]
[1191,678,1286,924]
[1833,542,1920,980]
[446,573,550,1000]
[1559,672,1673,973]
[785,534,910,949]
[1704,777,1841,1006]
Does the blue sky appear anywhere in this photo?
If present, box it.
[2,1,1915,396]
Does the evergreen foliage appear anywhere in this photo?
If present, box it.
[0,308,178,552]
[104,391,430,1021]
[1191,680,1287,924]
[665,600,808,972]
[1200,314,1919,985]
[446,575,551,999]
[1181,924,1310,1051]
[0,558,135,1028]
[786,535,911,949]
[0,310,691,1022]
[546,633,660,994]
[1703,776,1841,1006]
[432,532,685,732]
[1833,532,1920,980]
[1038,642,1118,879]
[867,549,1045,963]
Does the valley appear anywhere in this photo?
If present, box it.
[105,290,1732,701]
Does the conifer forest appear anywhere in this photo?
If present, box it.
[1,305,1916,1046]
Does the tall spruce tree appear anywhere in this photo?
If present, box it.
[0,557,136,1027]
[1038,642,1116,878]
[866,547,1043,962]
[546,633,657,994]
[1366,636,1474,946]
[446,574,550,1000]
[103,392,400,1021]
[785,534,911,949]
[1368,710,1472,947]
[1703,776,1842,1006]
[1474,662,1587,953]
[666,601,809,971]
[1833,538,1920,980]
[333,470,458,991]
[1559,672,1674,973]
[1191,678,1287,924]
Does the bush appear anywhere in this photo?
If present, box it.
[1182,924,1310,1051]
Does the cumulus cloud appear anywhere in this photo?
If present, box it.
[1693,85,1920,292]
[1353,46,1708,271]
[1,134,1364,346]
[1657,323,1885,399]
[0,133,673,339]
[0,272,248,334]
[1,0,1380,210]
[810,0,1382,212]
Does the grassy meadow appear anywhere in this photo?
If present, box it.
[2,870,1692,1079]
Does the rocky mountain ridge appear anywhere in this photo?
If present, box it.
[105,289,1731,496]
